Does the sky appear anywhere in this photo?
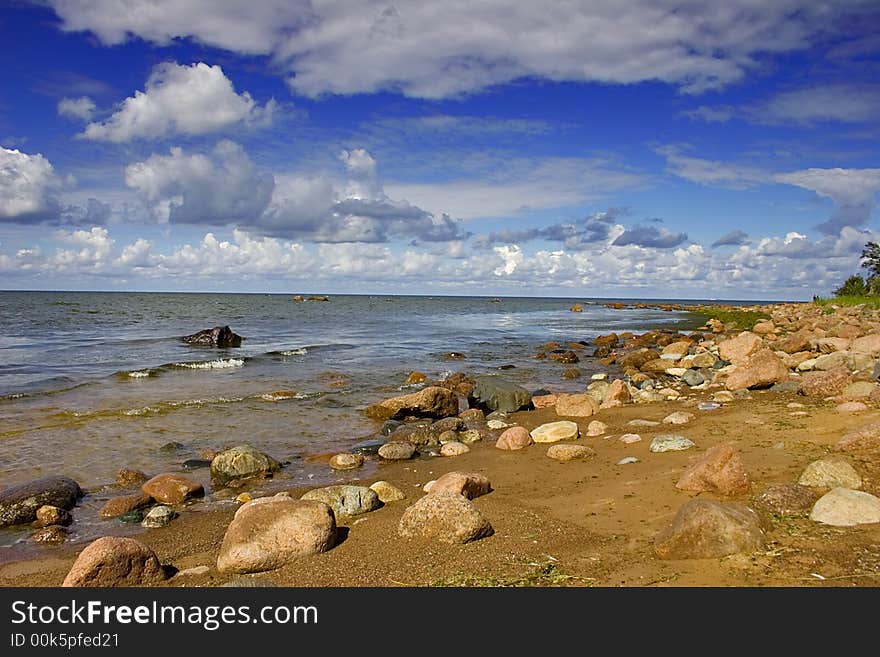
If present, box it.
[1,1,879,300]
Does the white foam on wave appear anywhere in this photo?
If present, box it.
[279,348,308,356]
[127,370,151,378]
[172,358,245,370]
[124,406,160,416]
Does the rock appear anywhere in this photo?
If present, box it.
[440,441,470,456]
[617,457,640,465]
[586,381,610,403]
[34,505,72,527]
[182,459,212,470]
[561,367,582,379]
[100,493,153,518]
[799,367,853,397]
[307,295,329,301]
[366,386,460,420]
[429,472,492,499]
[0,476,83,527]
[468,376,532,413]
[531,394,558,410]
[628,419,660,427]
[458,429,482,444]
[555,393,599,417]
[675,443,751,496]
[496,426,532,450]
[301,485,382,517]
[440,351,466,360]
[663,411,694,425]
[601,379,632,407]
[586,420,608,437]
[798,458,862,489]
[682,370,706,387]
[570,303,583,312]
[712,391,736,402]
[549,350,580,364]
[650,434,696,452]
[816,337,850,353]
[654,499,765,559]
[31,526,68,544]
[809,488,880,526]
[217,498,336,574]
[141,474,204,505]
[618,348,660,370]
[752,320,775,335]
[210,445,281,484]
[837,401,868,413]
[349,438,385,456]
[369,481,406,503]
[850,333,880,356]
[836,421,880,451]
[813,352,849,371]
[547,444,595,461]
[751,484,817,515]
[663,341,692,357]
[398,492,493,544]
[181,325,242,347]
[843,381,877,398]
[142,505,175,528]
[684,352,717,369]
[776,331,812,354]
[378,441,417,460]
[62,537,166,587]
[119,510,145,524]
[116,469,149,487]
[769,381,800,394]
[235,493,253,503]
[718,331,763,365]
[620,433,642,444]
[329,453,364,470]
[405,371,427,384]
[159,441,184,454]
[531,421,580,443]
[725,349,789,391]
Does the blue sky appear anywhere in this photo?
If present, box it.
[1,1,879,299]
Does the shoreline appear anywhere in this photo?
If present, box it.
[3,300,880,587]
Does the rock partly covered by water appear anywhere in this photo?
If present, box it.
[0,476,83,527]
[181,325,243,347]
[366,386,459,420]
[100,493,153,518]
[300,485,382,517]
[210,444,281,485]
[217,497,336,574]
[654,499,765,559]
[63,537,166,587]
[468,375,532,413]
[141,473,204,505]
[329,453,364,470]
[398,492,493,544]
[378,441,417,460]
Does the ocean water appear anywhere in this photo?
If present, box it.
[0,291,703,548]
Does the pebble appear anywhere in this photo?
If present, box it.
[662,411,694,425]
[698,401,721,410]
[590,373,608,381]
[837,401,868,413]
[617,457,640,465]
[487,419,513,430]
[619,433,642,444]
[142,505,175,528]
[235,493,253,503]
[329,453,364,470]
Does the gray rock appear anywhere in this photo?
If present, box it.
[378,441,416,460]
[617,457,640,465]
[468,376,532,413]
[210,444,280,484]
[654,499,765,559]
[0,476,83,527]
[770,381,801,394]
[649,434,696,453]
[398,492,493,544]
[810,488,880,526]
[182,325,243,347]
[300,485,382,517]
[142,505,175,528]
[350,438,386,455]
[682,370,705,387]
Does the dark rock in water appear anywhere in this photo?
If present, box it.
[468,375,532,413]
[182,459,212,470]
[350,438,386,456]
[682,369,705,387]
[380,420,404,436]
[770,381,801,394]
[31,525,68,545]
[548,350,580,364]
[119,510,145,524]
[0,476,83,527]
[531,388,552,397]
[159,441,185,454]
[307,296,329,301]
[440,352,466,360]
[497,364,516,370]
[181,325,243,347]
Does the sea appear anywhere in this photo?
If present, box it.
[0,290,709,548]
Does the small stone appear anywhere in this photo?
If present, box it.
[650,434,696,453]
[531,421,580,443]
[440,441,470,456]
[141,473,204,505]
[369,481,406,503]
[405,371,427,384]
[329,453,364,470]
[235,493,253,503]
[547,444,595,462]
[682,370,706,387]
[429,472,492,500]
[62,537,166,587]
[591,373,608,381]
[301,485,382,517]
[142,505,175,528]
[712,391,735,403]
[174,565,211,578]
[378,441,416,460]
[496,426,532,450]
[34,505,72,527]
[798,458,862,489]
[398,492,493,544]
[617,457,639,465]
[457,429,482,444]
[787,402,805,408]
[210,444,281,484]
[31,525,68,544]
[119,510,144,524]
[116,469,149,487]
[663,411,694,425]
[585,420,608,436]
[698,401,721,411]
[810,488,880,526]
[487,419,513,430]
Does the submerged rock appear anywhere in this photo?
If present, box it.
[210,444,281,485]
[141,473,204,505]
[0,476,83,527]
[365,386,459,421]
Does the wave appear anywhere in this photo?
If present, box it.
[171,358,245,370]
[277,348,308,356]
[126,370,153,378]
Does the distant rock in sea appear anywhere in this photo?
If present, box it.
[181,325,243,347]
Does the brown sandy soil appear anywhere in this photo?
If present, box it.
[3,387,879,588]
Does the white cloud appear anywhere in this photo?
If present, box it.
[81,62,275,142]
[48,1,870,99]
[657,146,767,189]
[58,96,96,121]
[773,168,880,234]
[0,147,62,221]
[749,84,880,125]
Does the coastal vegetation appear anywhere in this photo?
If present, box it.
[816,242,880,309]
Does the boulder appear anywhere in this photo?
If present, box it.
[181,325,242,347]
[798,458,862,489]
[217,498,336,573]
[141,474,204,505]
[601,379,632,408]
[835,421,880,451]
[649,434,696,452]
[809,488,880,526]
[531,421,580,443]
[496,426,533,450]
[799,367,853,397]
[210,444,280,484]
[752,320,775,335]
[0,476,83,527]
[378,441,416,460]
[675,443,751,496]
[813,352,849,371]
[467,376,532,413]
[329,453,364,470]
[683,352,717,369]
[365,386,459,420]
[555,393,599,417]
[31,526,68,545]
[548,350,580,364]
[547,444,595,462]
[725,349,789,391]
[775,330,811,354]
[429,472,492,500]
[718,331,763,365]
[850,333,880,356]
[618,349,660,370]
[99,493,154,518]
[662,341,692,357]
[369,481,406,503]
[398,492,493,544]
[300,485,382,517]
[654,499,765,559]
[751,484,817,515]
[816,337,850,353]
[842,381,878,398]
[62,537,166,587]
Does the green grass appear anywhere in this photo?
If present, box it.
[813,295,880,309]
[431,561,593,587]
[692,306,771,331]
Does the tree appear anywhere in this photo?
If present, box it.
[861,241,880,280]
[834,274,868,297]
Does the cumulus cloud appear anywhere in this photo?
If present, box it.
[57,96,96,121]
[47,1,873,99]
[612,224,688,248]
[81,62,275,142]
[0,147,62,222]
[473,208,627,249]
[711,229,750,248]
